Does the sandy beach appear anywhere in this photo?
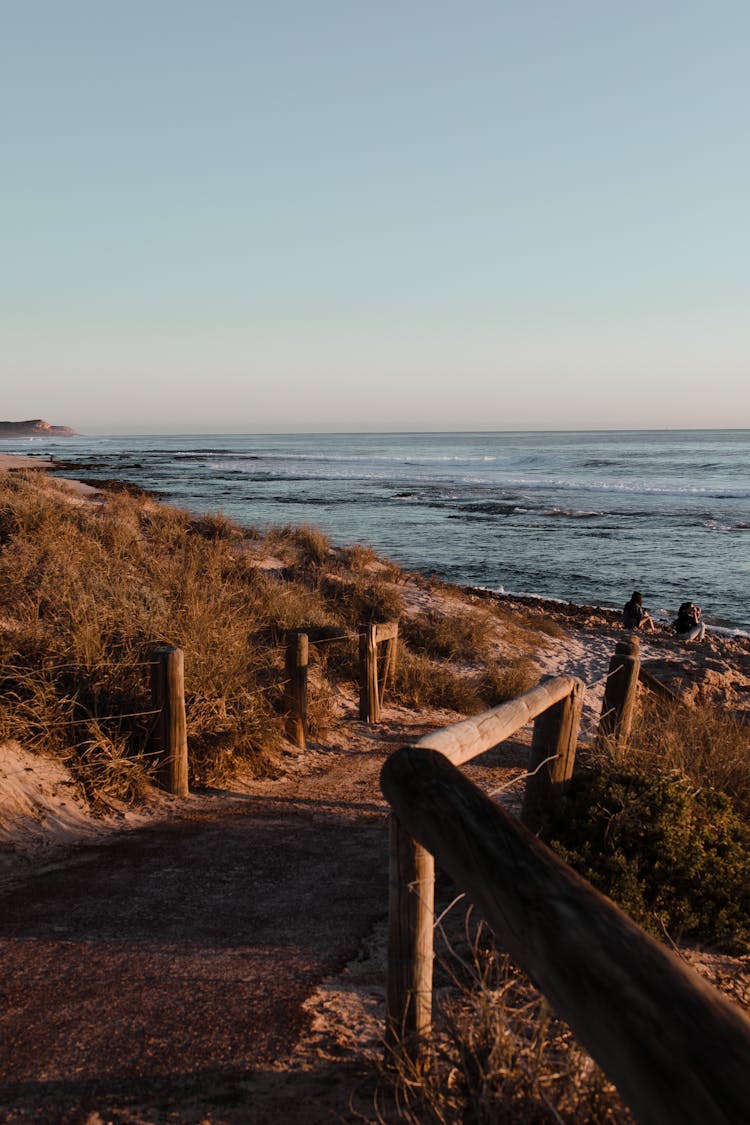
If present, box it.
[0,452,102,497]
[0,454,54,472]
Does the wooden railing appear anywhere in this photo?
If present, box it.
[379,655,750,1125]
[382,674,584,1051]
[149,622,400,790]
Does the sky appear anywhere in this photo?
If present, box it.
[2,1,749,433]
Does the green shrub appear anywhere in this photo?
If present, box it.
[541,767,750,953]
[617,695,750,819]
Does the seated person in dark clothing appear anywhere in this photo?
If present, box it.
[622,591,655,632]
[674,600,705,642]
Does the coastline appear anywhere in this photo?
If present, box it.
[2,453,750,1124]
[3,430,747,632]
[3,456,749,863]
[0,452,103,499]
[3,451,748,641]
[0,453,55,472]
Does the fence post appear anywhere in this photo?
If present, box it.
[359,623,380,722]
[522,678,584,833]
[596,637,641,752]
[379,628,399,705]
[150,646,188,796]
[386,813,435,1058]
[284,631,309,749]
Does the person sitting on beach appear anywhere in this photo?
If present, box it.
[622,591,655,632]
[673,600,706,643]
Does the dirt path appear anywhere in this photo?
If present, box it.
[0,695,531,1125]
[0,811,387,1123]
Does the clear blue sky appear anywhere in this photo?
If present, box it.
[2,1,748,433]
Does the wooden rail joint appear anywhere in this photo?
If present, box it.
[358,621,399,723]
[383,673,583,1058]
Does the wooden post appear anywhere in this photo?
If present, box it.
[150,646,188,796]
[382,634,398,702]
[596,637,641,752]
[284,631,308,749]
[386,813,435,1057]
[359,623,380,722]
[381,746,750,1125]
[522,678,584,833]
[378,623,399,706]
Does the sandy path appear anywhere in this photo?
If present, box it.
[0,689,532,1125]
[535,623,665,739]
[0,810,387,1123]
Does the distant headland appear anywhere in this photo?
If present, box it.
[0,419,77,437]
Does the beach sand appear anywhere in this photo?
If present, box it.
[0,454,54,472]
[0,452,102,497]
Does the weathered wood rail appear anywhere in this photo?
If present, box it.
[283,621,399,743]
[381,746,750,1125]
[384,674,584,1051]
[380,645,750,1124]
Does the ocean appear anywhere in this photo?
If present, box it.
[5,430,749,632]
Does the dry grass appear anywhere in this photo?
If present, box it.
[0,472,551,805]
[320,573,406,624]
[595,694,750,817]
[379,909,631,1124]
[391,650,485,713]
[0,475,345,795]
[475,658,539,705]
[265,522,332,568]
[401,607,496,663]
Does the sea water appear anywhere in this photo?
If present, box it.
[5,430,749,632]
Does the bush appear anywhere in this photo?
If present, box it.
[541,767,750,953]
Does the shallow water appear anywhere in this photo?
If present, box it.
[5,429,749,631]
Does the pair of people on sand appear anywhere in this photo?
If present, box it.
[622,591,705,642]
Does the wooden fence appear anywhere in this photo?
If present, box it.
[284,621,399,743]
[147,622,399,792]
[379,641,750,1124]
[383,673,584,1052]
